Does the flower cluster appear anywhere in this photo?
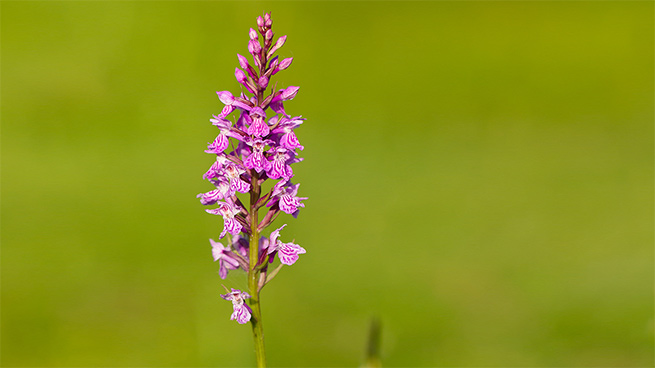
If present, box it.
[198,13,307,324]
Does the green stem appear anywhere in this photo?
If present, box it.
[248,170,266,367]
[249,293,266,367]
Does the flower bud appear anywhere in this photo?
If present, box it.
[257,16,264,28]
[237,54,249,70]
[249,28,258,40]
[281,86,299,100]
[258,75,269,89]
[265,29,273,41]
[274,35,286,49]
[267,36,287,58]
[278,57,293,71]
[216,91,235,105]
[248,39,262,55]
[235,68,247,84]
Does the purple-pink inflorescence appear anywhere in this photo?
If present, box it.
[198,13,306,324]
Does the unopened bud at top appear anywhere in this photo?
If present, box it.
[258,75,269,89]
[281,86,299,100]
[264,16,272,28]
[272,86,300,103]
[267,35,287,58]
[216,91,235,105]
[235,68,248,84]
[237,54,249,70]
[248,39,262,55]
[278,57,293,71]
[274,35,286,49]
[257,16,264,28]
[249,28,258,40]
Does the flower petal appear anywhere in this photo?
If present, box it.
[231,303,252,324]
[277,242,306,265]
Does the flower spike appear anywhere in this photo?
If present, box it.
[199,15,308,364]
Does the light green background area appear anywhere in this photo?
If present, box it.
[2,1,653,367]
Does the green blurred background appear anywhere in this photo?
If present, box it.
[2,1,653,367]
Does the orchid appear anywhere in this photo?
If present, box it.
[266,147,294,180]
[197,13,306,367]
[220,288,253,324]
[267,181,307,217]
[210,239,240,279]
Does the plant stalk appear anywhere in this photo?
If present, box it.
[248,170,266,367]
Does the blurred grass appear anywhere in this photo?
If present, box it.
[2,1,653,367]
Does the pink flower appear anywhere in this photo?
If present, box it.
[210,239,240,279]
[196,180,230,205]
[220,289,252,324]
[270,86,300,117]
[206,200,243,238]
[271,182,307,217]
[206,115,234,153]
[272,116,305,151]
[244,139,272,173]
[246,107,270,137]
[266,147,293,180]
[224,163,251,194]
[265,224,306,266]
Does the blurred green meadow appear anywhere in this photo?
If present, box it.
[2,1,653,367]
